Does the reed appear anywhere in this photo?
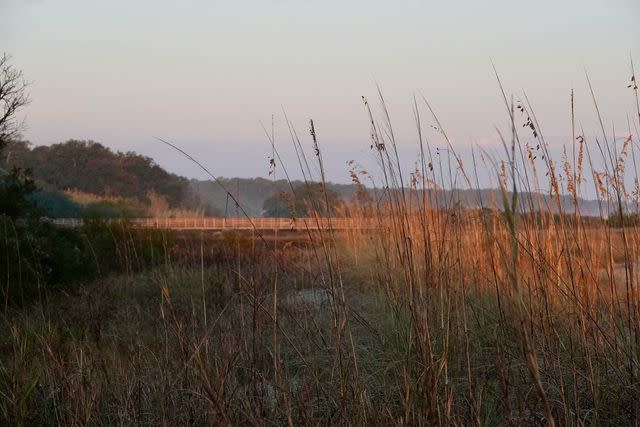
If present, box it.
[1,64,639,425]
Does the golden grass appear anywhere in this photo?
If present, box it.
[1,65,640,425]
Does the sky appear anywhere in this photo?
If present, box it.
[3,0,640,185]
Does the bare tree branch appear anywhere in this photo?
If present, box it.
[0,53,30,151]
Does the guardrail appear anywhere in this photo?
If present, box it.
[50,217,378,231]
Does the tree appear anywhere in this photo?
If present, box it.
[0,167,36,219]
[0,55,33,220]
[262,190,292,217]
[0,53,30,151]
[3,140,190,208]
[263,183,344,217]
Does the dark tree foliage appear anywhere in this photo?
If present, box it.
[0,167,36,219]
[262,183,344,217]
[2,139,190,207]
[607,212,640,228]
[262,191,291,217]
[191,177,358,217]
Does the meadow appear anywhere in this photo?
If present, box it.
[1,73,640,426]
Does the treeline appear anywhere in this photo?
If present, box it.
[1,140,207,217]
[189,178,619,218]
[190,178,361,217]
[1,139,623,219]
[3,140,189,205]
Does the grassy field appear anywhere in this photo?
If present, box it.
[1,216,638,425]
[2,79,640,425]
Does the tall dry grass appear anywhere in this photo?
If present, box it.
[1,65,640,425]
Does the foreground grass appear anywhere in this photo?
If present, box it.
[0,247,406,425]
[0,221,637,425]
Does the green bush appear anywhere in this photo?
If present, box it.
[0,216,92,306]
[0,214,171,308]
[0,164,169,308]
[0,167,36,219]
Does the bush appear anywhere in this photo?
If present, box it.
[0,216,94,306]
[0,167,36,219]
[0,163,172,307]
[0,214,171,308]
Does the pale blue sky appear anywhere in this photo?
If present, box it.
[3,0,639,184]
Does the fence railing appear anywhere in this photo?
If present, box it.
[50,217,378,231]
